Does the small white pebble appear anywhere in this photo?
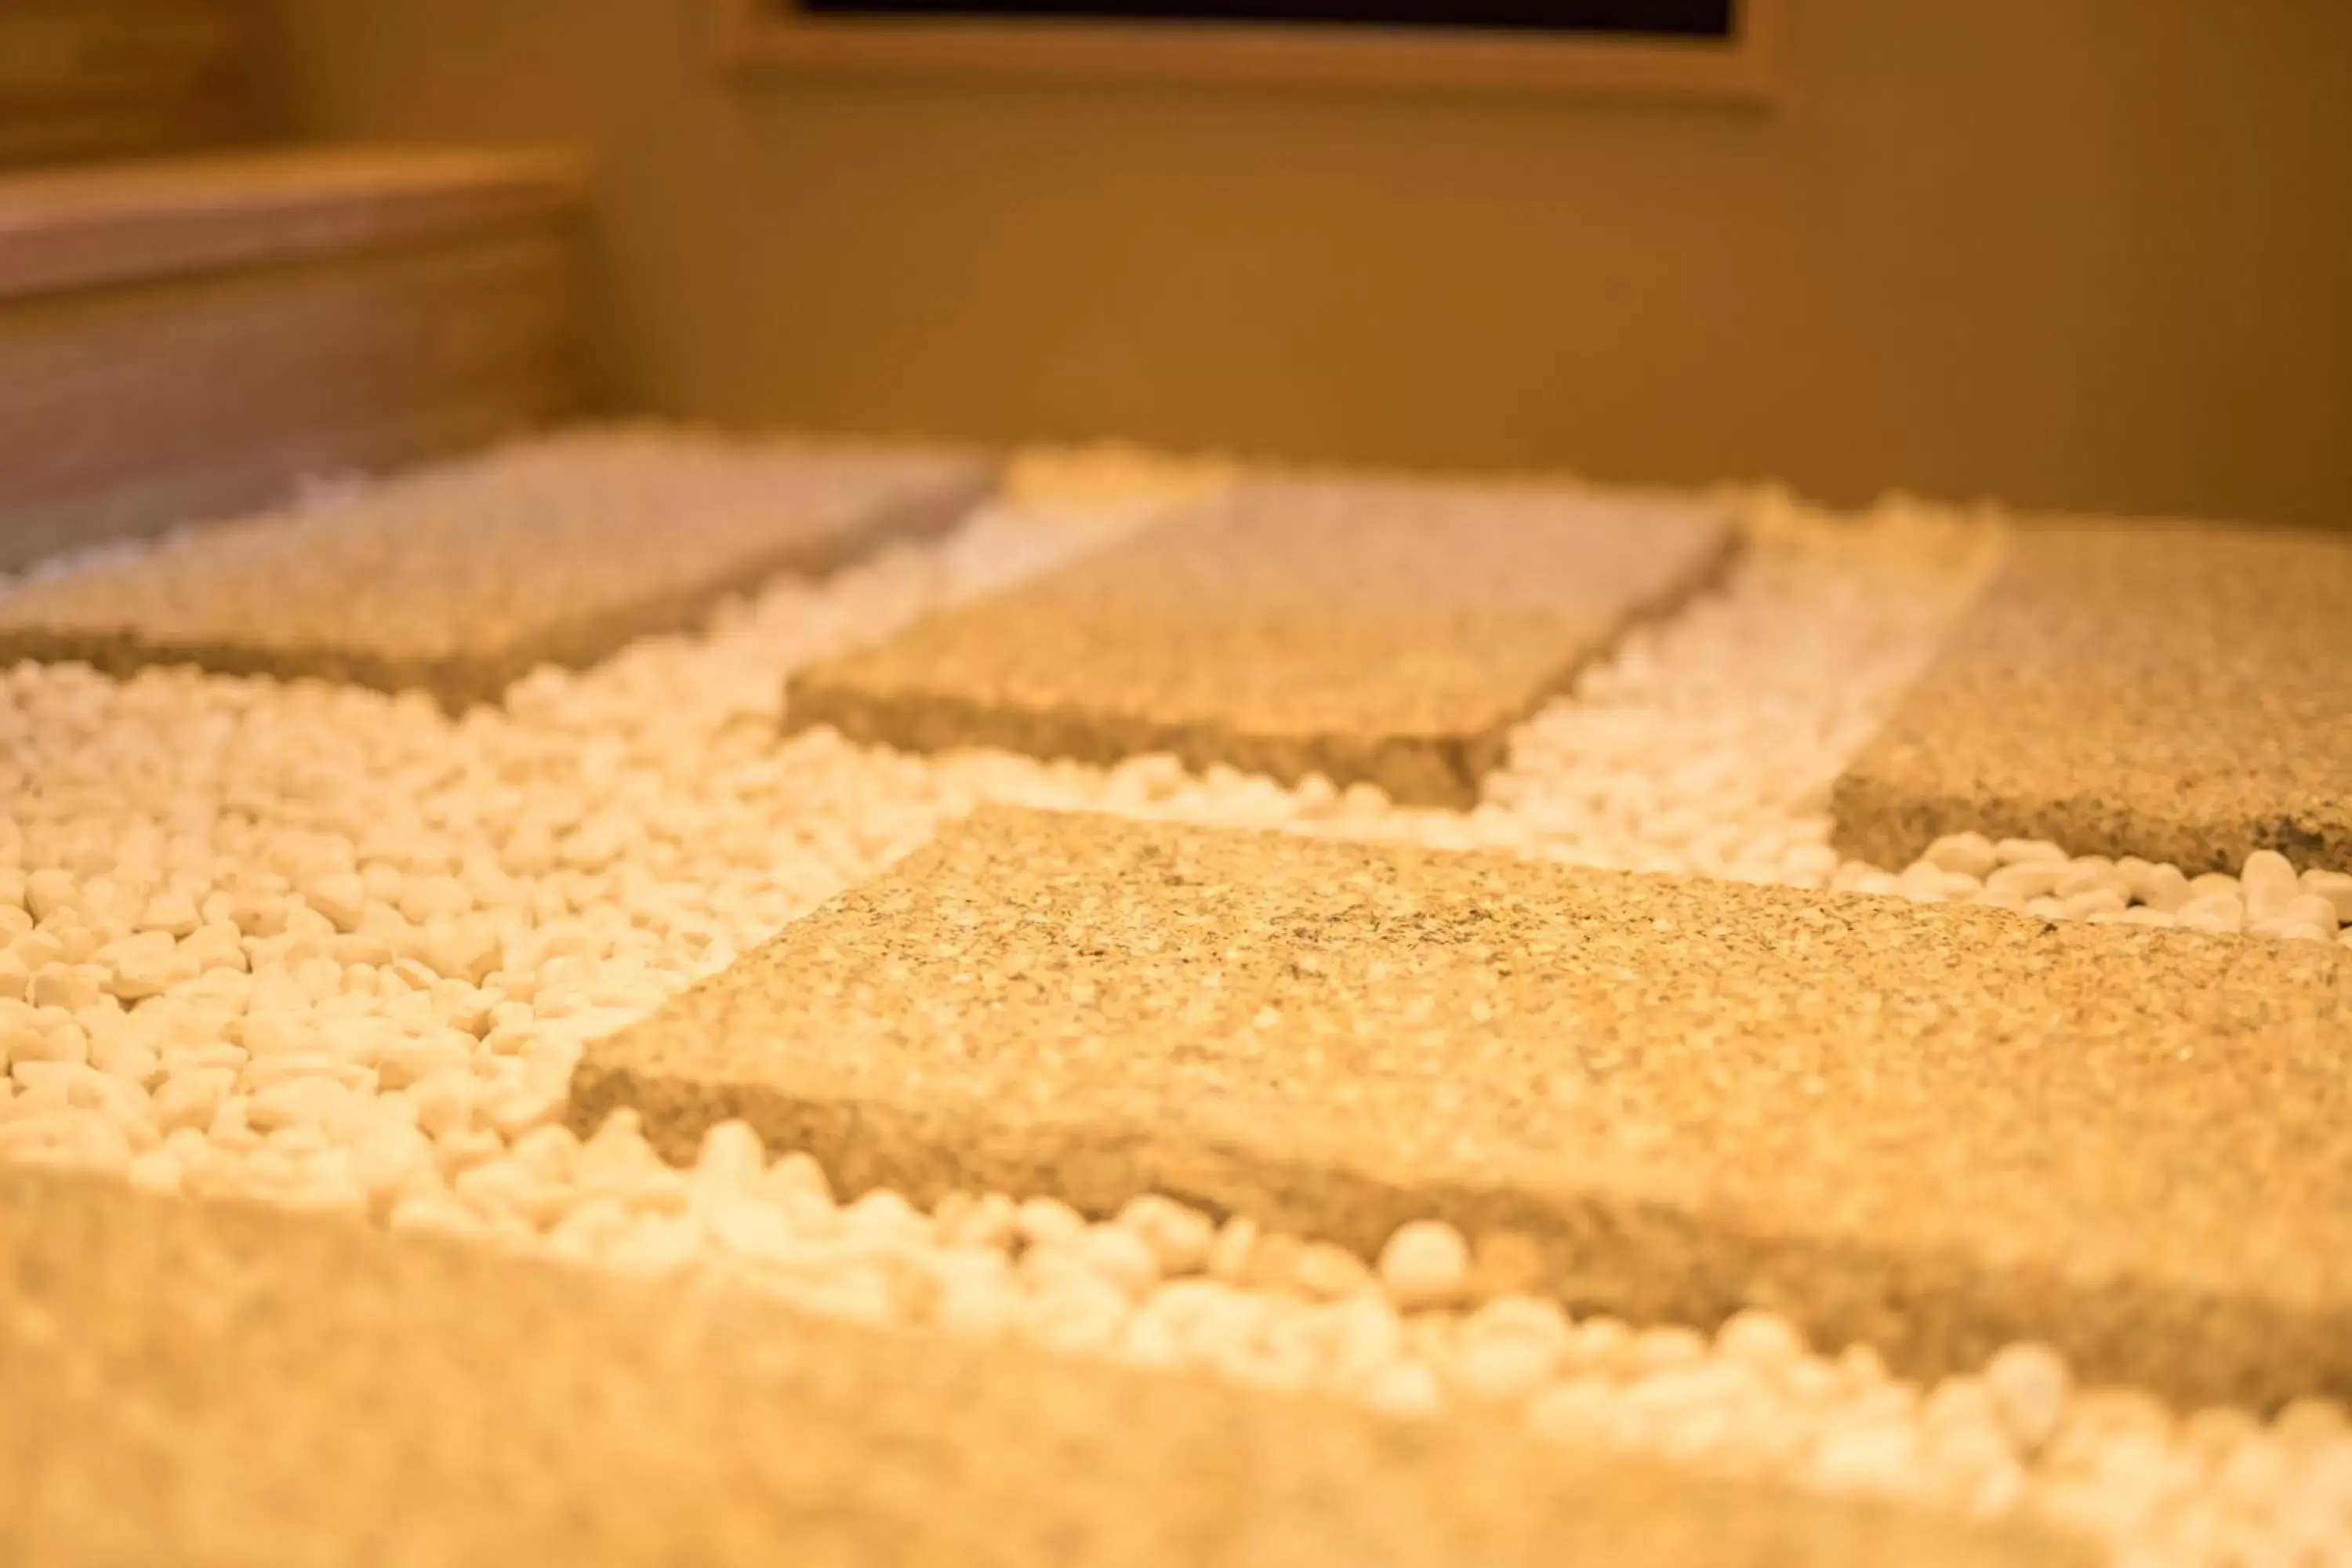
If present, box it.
[2241,848,2299,904]
[2063,887,2129,920]
[2278,894,2340,934]
[1922,832,1998,880]
[1563,1315,1636,1377]
[1634,1323,1710,1374]
[1715,1307,1809,1370]
[1205,1214,1259,1283]
[8,1019,89,1067]
[939,1190,1016,1250]
[1994,838,2068,867]
[761,1150,833,1207]
[1014,1193,1088,1250]
[1896,861,1948,903]
[1984,1341,2071,1454]
[2176,895,2245,935]
[1449,1294,1573,1403]
[1021,1271,1132,1356]
[846,1186,929,1243]
[507,1123,581,1181]
[1292,1240,1374,1301]
[2053,861,2120,901]
[1985,862,2066,902]
[2139,865,2194,913]
[1376,1219,1469,1309]
[693,1118,768,1188]
[1114,1193,1214,1275]
[1073,1224,1160,1298]
[2302,869,2352,924]
[1448,1328,1563,1404]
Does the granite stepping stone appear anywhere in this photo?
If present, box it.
[783,474,1736,808]
[0,427,996,711]
[1833,521,2352,875]
[0,1167,2085,1568]
[573,805,2352,1413]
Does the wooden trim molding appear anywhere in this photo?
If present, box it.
[717,0,1780,101]
[0,147,589,302]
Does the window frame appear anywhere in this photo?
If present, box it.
[715,0,1780,102]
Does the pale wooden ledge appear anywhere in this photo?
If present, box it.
[0,145,588,301]
[0,144,586,571]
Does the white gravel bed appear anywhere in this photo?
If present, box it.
[1,448,2346,1566]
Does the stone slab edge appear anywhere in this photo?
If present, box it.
[781,499,1740,809]
[0,1167,2086,1568]
[1830,760,2352,880]
[0,460,998,713]
[568,807,2352,1414]
[1830,523,2352,875]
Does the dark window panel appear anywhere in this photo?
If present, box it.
[797,0,1736,38]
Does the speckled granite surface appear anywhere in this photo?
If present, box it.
[0,1167,2086,1568]
[783,476,1734,808]
[574,807,2352,1413]
[0,427,996,711]
[1833,521,2352,873]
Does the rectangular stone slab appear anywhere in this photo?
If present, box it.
[783,475,1735,807]
[1832,521,2352,874]
[0,1170,2084,1568]
[573,806,2352,1414]
[0,428,996,710]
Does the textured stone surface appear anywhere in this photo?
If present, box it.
[784,476,1735,807]
[575,807,2352,1413]
[1833,521,2352,874]
[0,427,996,710]
[0,1169,2085,1568]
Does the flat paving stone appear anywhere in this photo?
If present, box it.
[1833,521,2352,874]
[783,476,1734,808]
[573,806,2352,1414]
[0,1169,2085,1568]
[0,427,996,711]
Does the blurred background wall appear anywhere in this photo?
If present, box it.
[249,0,2352,528]
[1,1,248,169]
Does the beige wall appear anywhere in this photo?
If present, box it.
[252,0,2352,528]
[2,1,249,169]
